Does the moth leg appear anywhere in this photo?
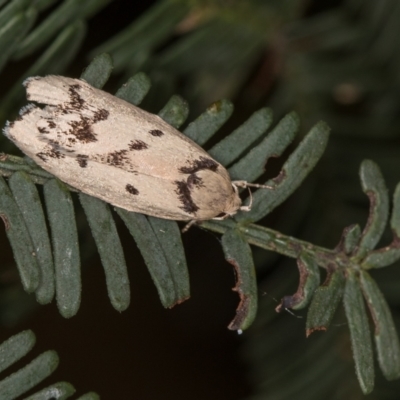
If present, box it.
[182,220,198,233]
[239,187,253,212]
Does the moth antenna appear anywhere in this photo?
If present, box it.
[232,180,273,212]
[232,180,274,190]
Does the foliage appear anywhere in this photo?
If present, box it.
[0,0,399,398]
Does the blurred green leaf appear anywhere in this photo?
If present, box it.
[0,8,36,73]
[80,52,113,88]
[13,0,110,59]
[91,1,189,71]
[1,20,86,120]
[0,0,31,28]
[158,95,189,128]
[116,72,151,106]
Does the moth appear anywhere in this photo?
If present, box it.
[4,76,261,221]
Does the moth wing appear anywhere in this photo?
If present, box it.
[5,75,242,220]
[23,76,222,182]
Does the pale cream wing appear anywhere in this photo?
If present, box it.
[23,76,228,182]
[5,77,242,220]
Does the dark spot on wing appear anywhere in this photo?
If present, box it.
[36,140,65,162]
[36,152,48,162]
[68,84,85,109]
[149,129,164,137]
[93,108,109,122]
[175,180,199,214]
[48,148,64,159]
[38,126,49,134]
[69,116,97,143]
[126,184,139,195]
[129,140,148,150]
[179,156,219,174]
[76,154,88,168]
[106,150,128,166]
[47,84,109,144]
[47,119,56,129]
[187,173,203,188]
[47,140,65,159]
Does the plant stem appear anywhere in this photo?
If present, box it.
[201,219,348,270]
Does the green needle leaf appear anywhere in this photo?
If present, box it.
[44,179,81,318]
[238,120,330,222]
[209,108,273,166]
[184,100,233,145]
[116,209,188,308]
[80,194,130,312]
[158,95,189,128]
[9,171,55,304]
[24,382,76,400]
[0,176,39,292]
[360,271,400,380]
[0,350,59,400]
[221,229,257,331]
[116,72,151,106]
[343,270,374,394]
[80,52,113,89]
[0,330,35,374]
[228,111,299,183]
[306,269,345,336]
[356,160,389,258]
[390,182,400,238]
[277,252,320,312]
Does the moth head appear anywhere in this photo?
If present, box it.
[212,184,242,220]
